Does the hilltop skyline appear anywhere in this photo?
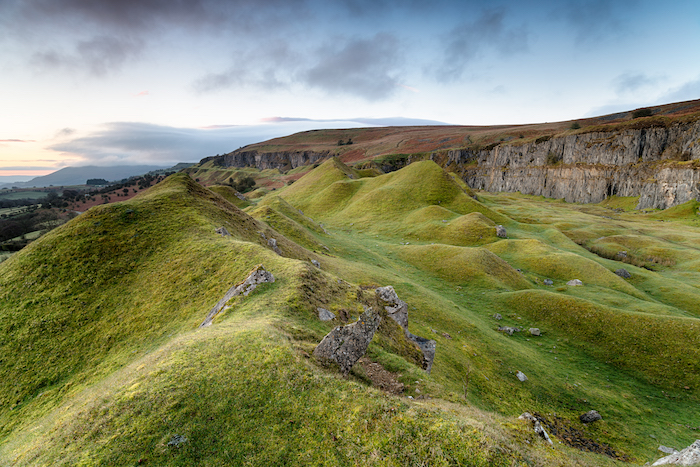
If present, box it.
[1,0,699,177]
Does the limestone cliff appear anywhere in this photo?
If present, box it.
[201,150,331,171]
[441,119,700,209]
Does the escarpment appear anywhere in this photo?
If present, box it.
[201,149,331,171]
[442,120,700,209]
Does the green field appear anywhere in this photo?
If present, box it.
[0,190,47,201]
[0,163,698,466]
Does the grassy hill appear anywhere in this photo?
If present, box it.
[1,166,699,465]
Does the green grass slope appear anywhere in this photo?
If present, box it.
[1,169,699,466]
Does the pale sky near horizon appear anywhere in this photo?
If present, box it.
[1,0,699,179]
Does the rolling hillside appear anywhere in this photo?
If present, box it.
[1,164,699,466]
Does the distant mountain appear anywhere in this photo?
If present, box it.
[0,165,169,189]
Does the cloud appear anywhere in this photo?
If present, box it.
[551,0,638,44]
[31,35,142,76]
[0,139,35,143]
[614,72,662,94]
[54,128,77,138]
[302,33,403,100]
[661,77,700,103]
[436,8,528,82]
[44,120,372,165]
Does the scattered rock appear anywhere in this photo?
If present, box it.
[529,328,541,336]
[498,326,521,335]
[441,332,452,339]
[617,251,628,258]
[496,225,507,238]
[615,268,631,278]
[653,439,700,466]
[567,279,583,286]
[311,259,321,268]
[493,313,502,320]
[659,446,679,455]
[215,226,230,237]
[579,410,602,423]
[313,307,381,376]
[516,371,528,382]
[519,412,553,445]
[199,264,274,327]
[234,192,247,201]
[318,307,336,321]
[544,279,554,286]
[267,237,282,255]
[167,434,188,447]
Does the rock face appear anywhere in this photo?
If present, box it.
[449,119,700,210]
[200,265,275,327]
[652,439,700,466]
[313,307,381,375]
[579,410,602,423]
[201,149,331,171]
[375,286,436,373]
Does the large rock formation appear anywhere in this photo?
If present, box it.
[652,439,700,466]
[313,307,381,375]
[445,119,700,209]
[201,150,331,171]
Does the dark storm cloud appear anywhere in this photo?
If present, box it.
[302,33,403,100]
[437,8,528,82]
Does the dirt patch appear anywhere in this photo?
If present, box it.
[533,412,631,461]
[358,358,404,395]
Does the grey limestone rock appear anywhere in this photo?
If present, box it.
[375,286,436,374]
[313,307,381,375]
[518,412,552,445]
[375,286,408,329]
[529,328,541,336]
[267,237,282,255]
[493,313,502,320]
[498,326,521,335]
[215,226,231,237]
[516,371,528,382]
[653,439,700,466]
[311,259,321,268]
[615,268,632,278]
[496,225,507,238]
[659,446,680,455]
[168,434,188,447]
[567,279,583,286]
[199,265,274,328]
[318,307,336,321]
[579,410,602,423]
[544,279,554,286]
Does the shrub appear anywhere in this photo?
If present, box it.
[569,122,581,130]
[546,151,562,165]
[632,108,653,119]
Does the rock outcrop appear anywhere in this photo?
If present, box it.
[519,412,553,445]
[375,286,436,373]
[652,439,700,466]
[579,410,602,423]
[199,265,274,328]
[447,119,700,209]
[313,307,381,375]
[201,150,331,171]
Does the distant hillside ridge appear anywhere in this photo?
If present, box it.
[196,99,700,210]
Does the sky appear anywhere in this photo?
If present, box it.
[1,0,699,180]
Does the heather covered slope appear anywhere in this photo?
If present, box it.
[1,167,699,466]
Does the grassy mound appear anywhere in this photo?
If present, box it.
[397,244,531,290]
[208,184,251,208]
